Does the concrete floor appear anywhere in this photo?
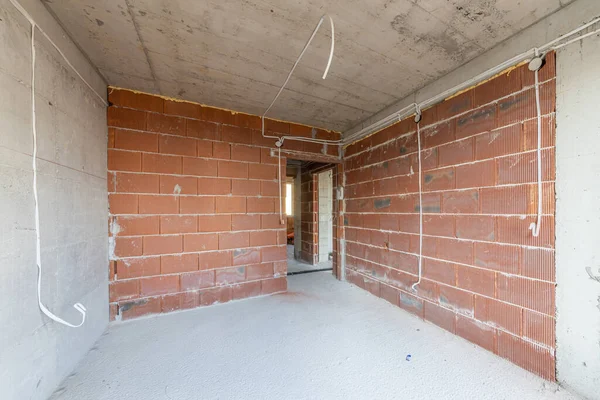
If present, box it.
[50,273,578,400]
[286,245,332,274]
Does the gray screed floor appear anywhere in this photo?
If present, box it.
[50,273,578,400]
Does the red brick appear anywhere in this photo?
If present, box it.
[497,274,554,315]
[523,114,555,150]
[163,99,201,118]
[260,148,278,164]
[232,280,262,299]
[475,296,522,335]
[196,140,213,157]
[456,265,495,297]
[161,253,198,274]
[273,261,287,276]
[198,251,232,270]
[456,315,496,352]
[422,120,455,148]
[474,242,519,274]
[399,291,424,317]
[109,194,138,214]
[160,175,197,195]
[497,89,536,127]
[161,292,199,313]
[182,157,218,177]
[142,235,182,255]
[423,215,455,237]
[233,248,261,266]
[232,180,260,196]
[108,89,164,112]
[108,149,142,172]
[113,129,158,152]
[160,215,197,234]
[115,172,159,194]
[109,279,139,302]
[496,148,555,185]
[521,248,555,282]
[180,270,215,291]
[456,105,497,140]
[424,301,456,333]
[436,237,473,265]
[183,233,219,252]
[202,107,236,125]
[523,309,555,348]
[438,284,474,315]
[221,125,253,145]
[422,258,456,285]
[216,266,246,285]
[231,214,261,231]
[216,197,246,213]
[219,232,249,250]
[456,216,495,241]
[474,69,521,106]
[497,331,555,380]
[495,216,554,249]
[438,138,474,167]
[179,196,215,214]
[119,297,161,320]
[475,125,521,160]
[388,232,411,252]
[200,286,232,305]
[114,237,143,257]
[109,304,117,321]
[116,257,161,279]
[262,246,286,262]
[138,195,179,214]
[140,275,179,296]
[107,107,147,130]
[185,119,220,140]
[480,185,528,215]
[247,197,275,213]
[423,167,455,192]
[141,153,182,174]
[379,284,399,306]
[218,160,248,179]
[261,277,287,295]
[198,215,231,232]
[261,214,284,229]
[442,190,478,213]
[147,113,185,135]
[231,145,261,163]
[212,142,231,159]
[250,231,278,247]
[197,178,231,195]
[159,135,197,157]
[455,159,495,189]
[249,163,277,180]
[114,216,159,236]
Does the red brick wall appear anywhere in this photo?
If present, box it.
[300,171,319,264]
[107,88,340,320]
[343,53,557,379]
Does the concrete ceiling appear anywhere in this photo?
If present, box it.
[44,0,573,132]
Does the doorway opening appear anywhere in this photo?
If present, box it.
[285,159,334,275]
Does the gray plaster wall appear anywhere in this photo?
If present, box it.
[556,34,600,400]
[0,1,108,399]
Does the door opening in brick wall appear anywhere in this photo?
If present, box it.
[286,159,336,275]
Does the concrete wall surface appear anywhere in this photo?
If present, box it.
[318,170,333,262]
[0,1,109,399]
[556,34,600,400]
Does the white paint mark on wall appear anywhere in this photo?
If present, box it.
[173,184,182,194]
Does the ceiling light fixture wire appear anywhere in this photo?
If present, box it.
[261,15,341,146]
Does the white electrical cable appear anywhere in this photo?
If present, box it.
[261,14,341,146]
[278,146,284,225]
[411,108,423,291]
[528,49,543,238]
[30,20,87,328]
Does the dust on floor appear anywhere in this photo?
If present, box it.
[50,272,578,400]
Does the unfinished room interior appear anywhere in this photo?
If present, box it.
[2,0,600,399]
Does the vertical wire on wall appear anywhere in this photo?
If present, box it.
[411,109,423,291]
[529,50,543,237]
